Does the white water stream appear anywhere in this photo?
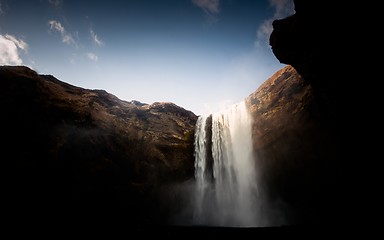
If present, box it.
[193,101,260,227]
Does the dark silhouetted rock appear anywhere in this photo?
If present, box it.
[268,0,368,228]
[1,65,197,225]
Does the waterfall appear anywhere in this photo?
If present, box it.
[193,101,260,227]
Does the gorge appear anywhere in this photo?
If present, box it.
[1,0,361,235]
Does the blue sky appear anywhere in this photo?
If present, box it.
[0,0,294,115]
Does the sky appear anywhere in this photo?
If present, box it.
[0,0,294,115]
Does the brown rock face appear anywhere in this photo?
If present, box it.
[245,65,340,225]
[1,65,197,224]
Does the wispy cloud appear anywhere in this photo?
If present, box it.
[192,0,220,14]
[192,0,220,23]
[87,52,98,62]
[48,20,76,45]
[255,0,294,47]
[0,2,3,15]
[0,34,28,65]
[269,0,295,19]
[48,0,62,8]
[90,29,103,47]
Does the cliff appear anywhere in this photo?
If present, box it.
[246,65,340,225]
[1,65,197,225]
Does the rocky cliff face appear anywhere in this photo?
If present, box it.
[245,65,340,225]
[1,65,197,224]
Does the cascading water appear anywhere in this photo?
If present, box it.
[193,101,260,227]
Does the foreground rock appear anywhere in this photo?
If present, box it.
[268,0,365,227]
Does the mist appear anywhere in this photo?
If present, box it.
[160,101,290,228]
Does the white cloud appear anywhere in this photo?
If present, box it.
[192,0,220,13]
[192,0,221,24]
[87,52,98,62]
[192,0,220,14]
[255,0,294,47]
[255,19,274,48]
[48,20,76,45]
[269,0,295,19]
[3,34,28,51]
[0,34,28,65]
[90,29,103,47]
